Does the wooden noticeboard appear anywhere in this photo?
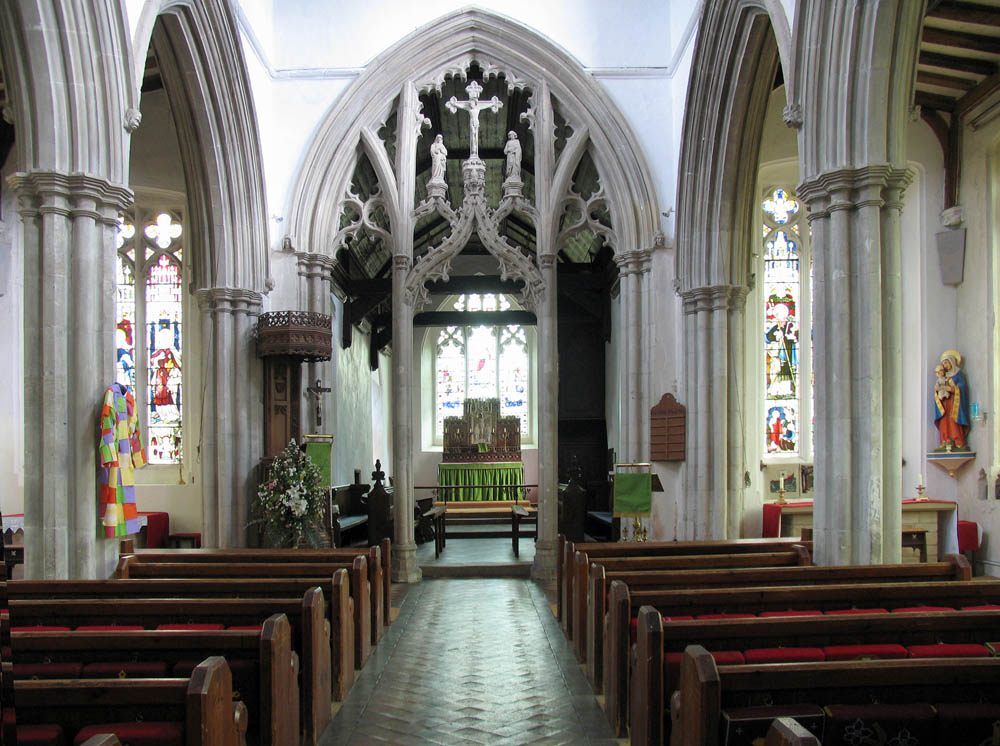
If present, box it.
[650,393,685,461]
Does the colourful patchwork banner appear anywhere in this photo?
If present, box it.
[99,383,146,537]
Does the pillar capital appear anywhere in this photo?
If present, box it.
[679,284,748,315]
[294,251,335,280]
[195,287,264,315]
[797,165,912,219]
[8,170,133,218]
[614,247,652,276]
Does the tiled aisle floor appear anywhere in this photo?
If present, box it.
[319,578,618,746]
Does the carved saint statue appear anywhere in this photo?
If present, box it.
[504,131,522,181]
[933,349,971,450]
[429,134,447,183]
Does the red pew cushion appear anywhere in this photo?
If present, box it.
[891,606,955,613]
[824,608,889,615]
[696,613,756,620]
[80,661,170,678]
[664,650,744,696]
[824,703,935,745]
[73,722,183,746]
[12,626,71,632]
[743,647,825,664]
[906,643,991,658]
[961,605,1000,611]
[75,626,145,631]
[228,625,263,631]
[17,724,66,746]
[14,662,84,680]
[823,643,908,661]
[662,616,694,622]
[156,623,224,631]
[758,610,823,618]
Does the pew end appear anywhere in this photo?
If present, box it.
[604,579,631,737]
[630,606,664,746]
[233,700,249,746]
[330,568,355,701]
[764,717,821,746]
[945,552,973,580]
[674,645,720,746]
[791,543,812,566]
[301,586,333,745]
[587,562,606,690]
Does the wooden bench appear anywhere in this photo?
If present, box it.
[11,573,355,703]
[604,577,1000,737]
[632,606,1000,746]
[9,590,333,745]
[670,647,1000,746]
[11,615,298,746]
[118,551,381,662]
[557,537,813,637]
[574,547,812,667]
[423,505,446,558]
[330,482,370,547]
[8,656,246,746]
[511,504,536,557]
[588,554,971,693]
[120,541,391,639]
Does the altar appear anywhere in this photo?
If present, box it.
[439,398,524,501]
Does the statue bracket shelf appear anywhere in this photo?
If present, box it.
[926,450,976,478]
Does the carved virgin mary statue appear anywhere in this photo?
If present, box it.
[933,349,971,451]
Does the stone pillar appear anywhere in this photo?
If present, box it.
[678,285,748,540]
[297,252,335,432]
[10,171,132,579]
[615,249,653,463]
[391,254,420,582]
[196,287,264,548]
[798,166,910,565]
[532,253,558,583]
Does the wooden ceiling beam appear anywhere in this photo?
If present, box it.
[915,89,957,111]
[922,27,1000,55]
[919,50,997,77]
[927,1,1000,27]
[413,310,537,327]
[956,69,1000,115]
[917,70,977,91]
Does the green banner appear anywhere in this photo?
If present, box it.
[613,472,652,517]
[305,441,333,488]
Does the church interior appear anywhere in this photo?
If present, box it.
[0,1,999,744]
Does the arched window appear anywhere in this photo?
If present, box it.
[761,187,812,459]
[115,208,184,464]
[433,293,531,442]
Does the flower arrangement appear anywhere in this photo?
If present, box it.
[253,439,326,548]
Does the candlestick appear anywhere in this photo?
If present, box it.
[919,473,924,487]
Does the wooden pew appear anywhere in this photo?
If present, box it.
[118,555,376,666]
[671,647,1000,746]
[632,605,1000,746]
[604,577,1000,737]
[11,656,245,746]
[764,718,820,746]
[120,540,392,633]
[558,537,811,640]
[9,590,333,746]
[587,554,971,693]
[12,615,298,746]
[10,573,355,702]
[574,548,812,666]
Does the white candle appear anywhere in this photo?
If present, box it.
[919,473,924,487]
[780,471,785,489]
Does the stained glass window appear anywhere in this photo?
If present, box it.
[762,187,806,456]
[433,294,532,441]
[115,209,184,465]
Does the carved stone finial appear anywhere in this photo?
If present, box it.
[372,459,385,484]
[124,107,142,133]
[281,235,295,252]
[941,205,963,228]
[1,106,13,125]
[782,103,802,129]
[910,105,922,122]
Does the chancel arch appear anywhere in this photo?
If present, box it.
[285,7,662,582]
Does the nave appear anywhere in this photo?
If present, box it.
[320,577,617,746]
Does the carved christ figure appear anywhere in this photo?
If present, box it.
[445,80,502,160]
[504,131,522,180]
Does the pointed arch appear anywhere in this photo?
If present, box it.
[145,0,269,293]
[285,7,661,258]
[0,0,135,181]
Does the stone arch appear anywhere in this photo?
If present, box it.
[144,0,269,294]
[285,7,661,260]
[0,0,135,181]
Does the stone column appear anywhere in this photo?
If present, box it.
[391,254,420,582]
[615,249,653,462]
[798,166,910,565]
[297,252,335,432]
[10,171,132,579]
[532,253,558,583]
[678,285,748,540]
[196,287,264,548]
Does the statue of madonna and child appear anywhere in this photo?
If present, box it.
[932,349,971,451]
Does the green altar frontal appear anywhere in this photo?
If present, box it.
[437,462,524,501]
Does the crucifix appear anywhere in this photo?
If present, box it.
[445,80,503,160]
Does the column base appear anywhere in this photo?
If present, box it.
[530,542,557,585]
[392,542,423,583]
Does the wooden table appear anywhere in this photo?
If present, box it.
[511,505,537,558]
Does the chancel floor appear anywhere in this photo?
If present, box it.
[417,524,535,576]
[319,578,619,746]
